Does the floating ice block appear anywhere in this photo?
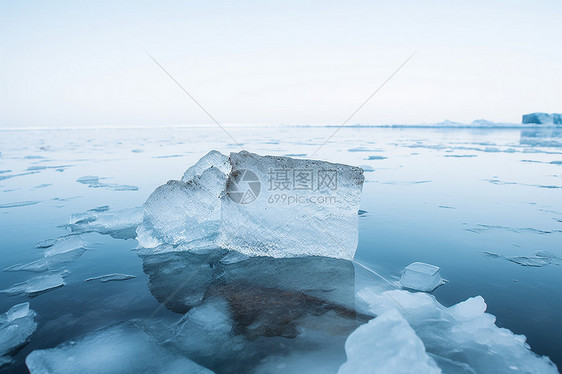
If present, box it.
[400,262,444,292]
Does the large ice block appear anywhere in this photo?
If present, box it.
[217,151,364,260]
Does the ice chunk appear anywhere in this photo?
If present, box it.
[25,322,213,374]
[217,151,364,260]
[400,262,445,292]
[338,309,441,374]
[85,273,135,282]
[67,206,143,239]
[0,303,37,367]
[136,151,231,249]
[43,236,85,256]
[357,288,558,373]
[1,271,67,296]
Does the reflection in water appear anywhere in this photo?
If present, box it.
[520,128,562,148]
[141,250,371,373]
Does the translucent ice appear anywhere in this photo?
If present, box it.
[1,271,67,296]
[25,322,213,374]
[0,303,37,367]
[400,262,445,292]
[217,151,364,260]
[338,309,441,374]
[67,206,143,239]
[355,288,558,373]
[136,151,230,249]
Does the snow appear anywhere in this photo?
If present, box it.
[338,309,441,374]
[217,151,364,259]
[1,271,67,296]
[355,288,558,373]
[0,303,37,367]
[25,322,213,374]
[400,262,445,292]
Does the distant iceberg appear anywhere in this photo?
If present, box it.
[522,113,562,125]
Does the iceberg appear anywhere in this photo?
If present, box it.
[137,150,365,260]
[0,303,37,367]
[399,262,445,292]
[338,309,441,374]
[354,288,558,373]
[25,322,213,374]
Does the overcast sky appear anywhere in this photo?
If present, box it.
[1,0,561,128]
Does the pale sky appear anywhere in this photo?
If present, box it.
[1,0,561,128]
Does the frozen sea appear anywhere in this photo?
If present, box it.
[0,125,561,373]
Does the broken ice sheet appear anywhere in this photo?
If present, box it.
[5,236,86,272]
[400,262,445,292]
[0,303,37,367]
[25,322,213,374]
[218,151,364,260]
[1,271,67,297]
[85,273,135,282]
[66,206,143,239]
[354,288,558,373]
